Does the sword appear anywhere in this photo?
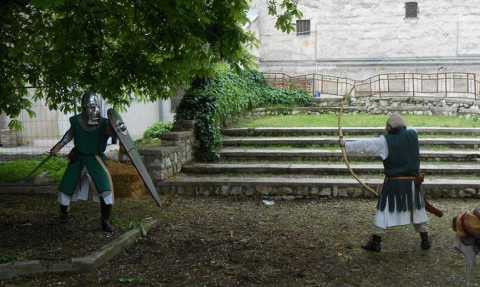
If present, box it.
[23,154,54,182]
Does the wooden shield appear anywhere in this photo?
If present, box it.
[107,108,161,207]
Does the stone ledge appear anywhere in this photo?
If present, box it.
[161,131,193,141]
[139,145,181,155]
[158,179,480,199]
[0,219,158,280]
[222,126,480,136]
[0,183,57,195]
[173,120,196,131]
[354,96,479,104]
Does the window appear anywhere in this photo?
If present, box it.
[405,2,418,18]
[296,20,310,36]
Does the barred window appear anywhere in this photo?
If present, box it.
[405,2,418,18]
[296,20,310,36]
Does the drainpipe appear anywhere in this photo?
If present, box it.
[314,22,319,63]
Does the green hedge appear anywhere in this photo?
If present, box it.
[0,156,68,183]
[143,122,173,139]
[135,122,173,147]
[176,66,312,161]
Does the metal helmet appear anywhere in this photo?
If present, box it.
[81,92,101,126]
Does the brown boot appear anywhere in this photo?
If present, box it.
[100,199,114,233]
[420,232,431,250]
[362,234,382,252]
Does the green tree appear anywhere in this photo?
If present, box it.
[0,0,301,120]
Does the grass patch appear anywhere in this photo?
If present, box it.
[233,113,480,128]
[0,156,68,183]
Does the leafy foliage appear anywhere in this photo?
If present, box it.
[135,121,173,147]
[176,66,312,161]
[143,122,173,140]
[267,0,303,32]
[0,0,301,120]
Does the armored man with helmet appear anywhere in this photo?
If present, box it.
[342,113,431,252]
[50,92,115,232]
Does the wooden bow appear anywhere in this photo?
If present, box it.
[337,86,378,196]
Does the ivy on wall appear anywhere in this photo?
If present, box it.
[176,65,312,161]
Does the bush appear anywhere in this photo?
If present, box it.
[142,122,173,139]
[135,122,173,147]
[176,66,312,161]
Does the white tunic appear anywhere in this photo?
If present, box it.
[345,136,428,229]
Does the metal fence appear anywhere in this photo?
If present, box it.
[264,72,479,100]
[2,72,479,160]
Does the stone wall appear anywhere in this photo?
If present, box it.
[248,0,480,78]
[139,120,195,182]
[243,95,480,118]
[160,184,480,200]
[0,130,20,147]
[351,96,480,116]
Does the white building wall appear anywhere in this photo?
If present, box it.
[120,101,163,140]
[250,0,480,78]
[15,98,168,147]
[19,100,62,146]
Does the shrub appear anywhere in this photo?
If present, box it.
[176,66,312,161]
[142,122,173,139]
[135,122,173,147]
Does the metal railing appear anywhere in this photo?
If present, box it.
[264,72,479,100]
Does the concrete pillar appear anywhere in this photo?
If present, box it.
[0,113,9,130]
[159,99,174,123]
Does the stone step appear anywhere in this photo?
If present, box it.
[157,175,480,199]
[222,136,480,148]
[223,127,480,137]
[219,148,480,162]
[183,162,480,176]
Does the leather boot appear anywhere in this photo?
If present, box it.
[420,232,431,250]
[59,205,70,223]
[362,234,382,252]
[100,199,114,233]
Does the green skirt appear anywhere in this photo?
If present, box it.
[377,179,424,212]
[59,154,113,197]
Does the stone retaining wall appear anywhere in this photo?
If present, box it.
[0,129,20,147]
[352,96,480,116]
[244,97,480,118]
[139,120,195,181]
[159,184,480,200]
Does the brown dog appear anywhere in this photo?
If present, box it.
[452,208,480,286]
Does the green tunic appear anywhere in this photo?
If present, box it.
[58,115,112,197]
[378,128,423,212]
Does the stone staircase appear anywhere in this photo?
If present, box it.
[158,127,480,199]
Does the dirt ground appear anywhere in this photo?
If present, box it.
[0,194,161,261]
[1,195,479,287]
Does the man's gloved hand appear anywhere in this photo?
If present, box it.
[50,144,61,155]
